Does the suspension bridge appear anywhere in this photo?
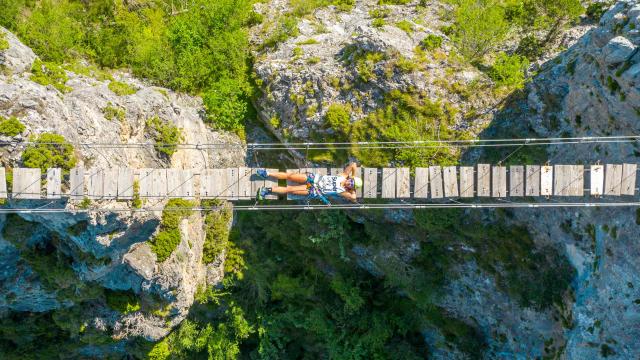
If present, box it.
[0,135,639,212]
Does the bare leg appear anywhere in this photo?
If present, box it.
[269,185,309,195]
[267,171,307,183]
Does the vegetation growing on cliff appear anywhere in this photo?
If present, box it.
[0,116,25,137]
[148,199,195,262]
[145,116,183,159]
[21,133,76,171]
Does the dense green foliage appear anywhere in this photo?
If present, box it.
[420,34,443,51]
[145,116,183,159]
[21,133,77,171]
[0,31,8,51]
[105,289,141,314]
[1,0,257,133]
[0,116,25,137]
[108,80,137,96]
[489,52,530,90]
[202,202,233,264]
[148,199,195,262]
[30,58,71,93]
[102,102,126,123]
[324,103,352,140]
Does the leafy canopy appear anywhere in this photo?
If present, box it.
[21,133,77,171]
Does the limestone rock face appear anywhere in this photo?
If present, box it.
[0,27,36,74]
[602,36,636,65]
[0,27,244,348]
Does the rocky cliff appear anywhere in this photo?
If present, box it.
[0,26,244,352]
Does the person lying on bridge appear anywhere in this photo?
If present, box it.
[256,162,362,203]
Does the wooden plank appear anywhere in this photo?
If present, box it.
[46,168,62,199]
[553,165,584,196]
[103,168,118,199]
[199,169,215,199]
[525,165,540,196]
[413,167,429,198]
[69,167,84,200]
[315,168,328,176]
[621,163,637,196]
[476,164,491,197]
[250,168,265,198]
[331,168,343,176]
[509,166,524,197]
[117,167,134,199]
[492,166,507,198]
[167,169,193,198]
[429,166,443,199]
[238,167,252,200]
[12,168,41,199]
[442,166,459,198]
[396,168,410,198]
[223,168,239,200]
[363,167,377,199]
[265,168,278,200]
[152,169,167,198]
[381,168,396,199]
[138,168,154,198]
[0,168,6,199]
[590,165,604,196]
[540,165,553,196]
[87,169,104,199]
[459,166,474,198]
[605,164,623,196]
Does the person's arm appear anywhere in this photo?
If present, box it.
[342,162,357,177]
[340,191,357,203]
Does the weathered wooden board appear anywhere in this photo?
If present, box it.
[250,168,265,198]
[87,169,104,199]
[621,163,637,196]
[138,169,154,198]
[13,168,41,199]
[354,167,363,198]
[363,167,378,199]
[223,168,239,200]
[476,164,491,197]
[46,168,62,199]
[605,164,623,196]
[443,166,459,198]
[429,166,443,199]
[315,168,328,176]
[492,166,507,198]
[167,169,194,199]
[152,169,167,198]
[540,165,553,196]
[509,166,524,197]
[103,168,118,199]
[117,167,134,199]
[381,168,396,199]
[553,165,583,196]
[70,167,85,200]
[413,167,429,198]
[590,165,604,196]
[237,167,252,200]
[265,168,278,200]
[0,168,6,199]
[331,168,343,176]
[396,168,410,198]
[199,169,215,199]
[459,166,474,198]
[525,165,541,196]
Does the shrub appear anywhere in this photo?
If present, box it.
[449,0,510,61]
[372,18,386,28]
[586,1,612,21]
[30,58,71,93]
[149,199,195,262]
[0,32,8,51]
[325,103,352,139]
[102,103,126,122]
[203,77,249,133]
[395,20,414,34]
[145,116,183,159]
[516,35,544,60]
[202,203,232,263]
[105,289,141,314]
[420,34,443,51]
[132,180,142,208]
[378,0,410,4]
[21,133,77,171]
[263,15,299,49]
[108,81,136,96]
[488,52,529,89]
[355,51,385,82]
[0,116,25,137]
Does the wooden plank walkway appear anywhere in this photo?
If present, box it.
[2,164,638,202]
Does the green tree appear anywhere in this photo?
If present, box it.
[324,103,352,139]
[489,52,530,89]
[203,78,250,133]
[21,133,77,171]
[450,0,510,61]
